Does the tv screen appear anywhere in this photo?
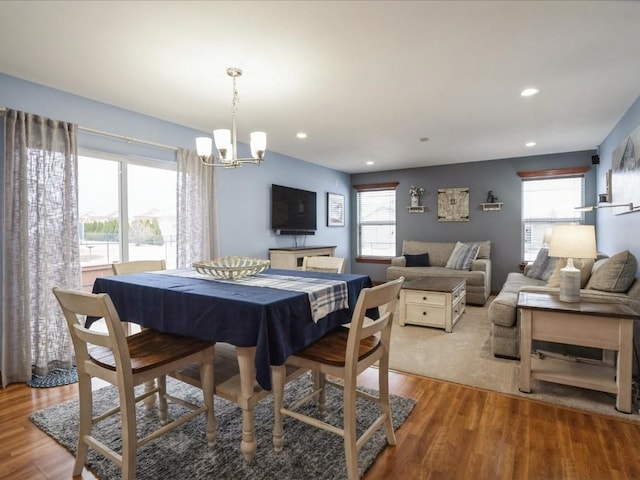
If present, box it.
[271,184,317,233]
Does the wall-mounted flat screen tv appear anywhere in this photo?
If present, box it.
[271,184,317,234]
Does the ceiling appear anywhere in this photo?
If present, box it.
[1,1,639,174]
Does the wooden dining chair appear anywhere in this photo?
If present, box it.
[112,259,166,275]
[301,256,347,273]
[111,259,166,335]
[52,287,216,480]
[271,276,404,480]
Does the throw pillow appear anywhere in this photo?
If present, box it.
[586,250,637,293]
[525,248,558,281]
[445,242,480,270]
[546,257,595,288]
[404,253,430,267]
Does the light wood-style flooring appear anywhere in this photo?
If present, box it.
[2,368,640,479]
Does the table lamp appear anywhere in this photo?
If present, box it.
[548,225,597,302]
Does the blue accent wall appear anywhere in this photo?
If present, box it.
[0,73,351,261]
[595,95,640,276]
[350,151,597,291]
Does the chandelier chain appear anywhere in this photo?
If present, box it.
[231,76,239,115]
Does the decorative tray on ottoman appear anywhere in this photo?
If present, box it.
[193,256,270,280]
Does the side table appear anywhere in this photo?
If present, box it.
[517,292,638,413]
[399,277,466,332]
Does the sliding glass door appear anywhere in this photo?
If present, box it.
[78,151,177,283]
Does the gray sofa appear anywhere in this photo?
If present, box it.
[386,240,491,305]
[489,250,640,358]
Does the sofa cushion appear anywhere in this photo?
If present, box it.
[475,240,491,260]
[445,242,480,270]
[525,247,557,281]
[488,272,546,328]
[404,253,430,267]
[586,250,637,293]
[546,257,594,288]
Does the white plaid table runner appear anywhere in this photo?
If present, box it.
[156,270,348,322]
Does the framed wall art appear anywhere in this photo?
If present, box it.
[437,187,469,222]
[327,192,345,227]
[611,123,640,214]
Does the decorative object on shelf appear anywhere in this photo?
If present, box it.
[327,192,345,227]
[193,257,270,279]
[480,190,503,211]
[409,185,424,207]
[548,225,596,302]
[196,67,266,168]
[437,187,469,222]
[599,169,612,203]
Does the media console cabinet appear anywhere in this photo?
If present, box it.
[268,246,337,270]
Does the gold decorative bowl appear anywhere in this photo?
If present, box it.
[192,256,270,280]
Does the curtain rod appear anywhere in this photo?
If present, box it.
[1,107,178,152]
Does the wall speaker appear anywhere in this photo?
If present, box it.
[591,154,600,165]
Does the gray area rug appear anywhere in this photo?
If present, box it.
[30,374,415,479]
[390,297,640,422]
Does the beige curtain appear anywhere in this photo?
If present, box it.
[2,110,81,387]
[176,148,218,267]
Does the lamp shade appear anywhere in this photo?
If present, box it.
[213,129,232,160]
[250,131,267,159]
[548,225,596,259]
[196,137,212,157]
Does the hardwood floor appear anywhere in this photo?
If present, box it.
[2,369,640,479]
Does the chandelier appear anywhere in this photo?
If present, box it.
[196,67,266,168]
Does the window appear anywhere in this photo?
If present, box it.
[78,151,177,272]
[354,183,398,258]
[521,175,584,262]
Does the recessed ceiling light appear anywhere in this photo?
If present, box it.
[296,132,307,139]
[525,141,536,147]
[520,88,540,97]
[366,161,374,166]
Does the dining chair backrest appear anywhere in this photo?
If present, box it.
[112,259,166,275]
[345,277,403,365]
[53,288,133,384]
[301,256,346,273]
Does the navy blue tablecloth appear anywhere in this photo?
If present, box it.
[91,268,373,390]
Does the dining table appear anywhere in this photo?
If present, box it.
[91,267,374,461]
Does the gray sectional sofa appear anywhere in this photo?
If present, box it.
[386,240,491,305]
[489,250,640,358]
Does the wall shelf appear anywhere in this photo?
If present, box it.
[480,202,503,211]
[407,206,425,213]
